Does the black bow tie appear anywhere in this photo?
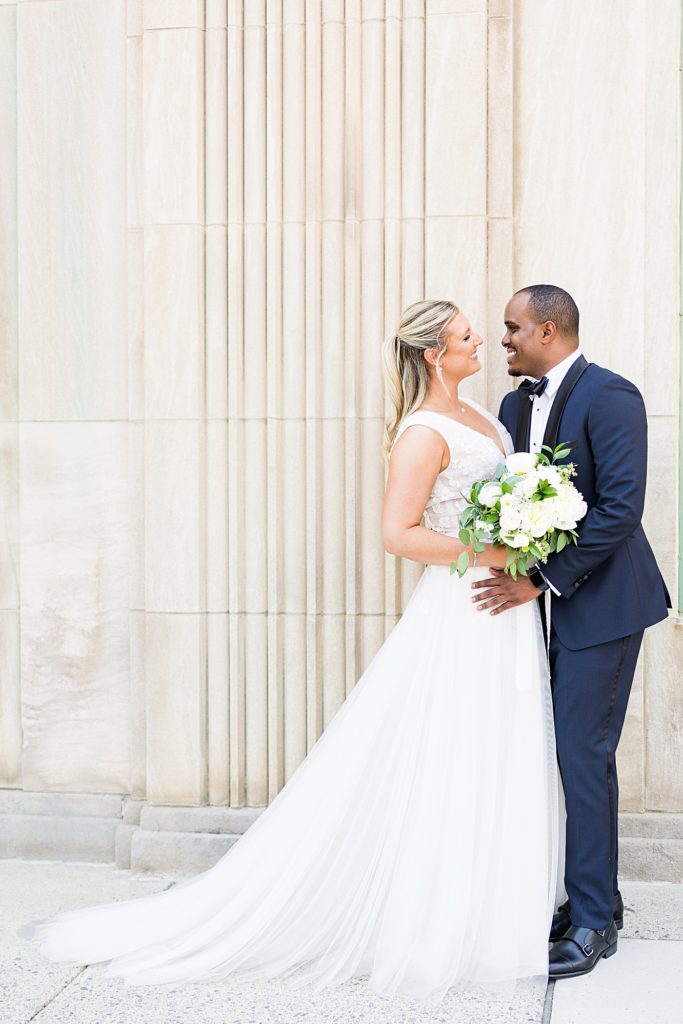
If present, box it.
[519,376,549,400]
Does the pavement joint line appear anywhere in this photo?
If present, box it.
[541,979,555,1024]
[27,966,88,1022]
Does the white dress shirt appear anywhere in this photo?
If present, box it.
[528,348,584,454]
[526,348,583,598]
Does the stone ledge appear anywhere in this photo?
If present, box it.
[130,829,240,875]
[620,812,683,840]
[619,837,683,883]
[0,813,121,862]
[139,804,261,834]
[0,789,124,818]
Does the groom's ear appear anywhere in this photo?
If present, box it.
[540,320,558,345]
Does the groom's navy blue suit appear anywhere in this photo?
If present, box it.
[499,357,670,930]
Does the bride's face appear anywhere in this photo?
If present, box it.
[427,311,484,382]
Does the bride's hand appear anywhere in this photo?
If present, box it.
[476,544,510,570]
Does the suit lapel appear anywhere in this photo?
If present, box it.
[515,394,534,452]
[541,354,590,452]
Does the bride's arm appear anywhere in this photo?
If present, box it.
[381,425,506,568]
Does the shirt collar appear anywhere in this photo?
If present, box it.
[541,349,583,398]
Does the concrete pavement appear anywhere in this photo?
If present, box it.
[3,861,682,1024]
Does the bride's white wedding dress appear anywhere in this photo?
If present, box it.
[20,400,558,1005]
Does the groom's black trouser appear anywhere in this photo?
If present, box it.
[549,626,644,931]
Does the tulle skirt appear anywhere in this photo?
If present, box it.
[20,565,559,1004]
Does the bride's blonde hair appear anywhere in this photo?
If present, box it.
[382,299,459,454]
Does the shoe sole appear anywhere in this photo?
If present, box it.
[550,942,618,980]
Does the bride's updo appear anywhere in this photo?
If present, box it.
[382,299,459,454]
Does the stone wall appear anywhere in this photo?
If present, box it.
[0,1,681,862]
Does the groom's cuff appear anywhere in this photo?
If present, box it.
[539,571,561,597]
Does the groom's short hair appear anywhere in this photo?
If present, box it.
[515,284,579,337]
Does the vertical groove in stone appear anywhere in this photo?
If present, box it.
[343,3,361,693]
[242,1,268,806]
[305,0,323,752]
[398,1,426,611]
[383,5,402,630]
[266,0,285,799]
[226,1,246,805]
[206,16,230,805]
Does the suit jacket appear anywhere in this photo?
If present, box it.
[498,361,671,650]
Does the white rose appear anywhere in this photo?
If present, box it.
[520,501,555,538]
[503,532,531,549]
[517,473,540,499]
[505,452,538,475]
[478,482,503,507]
[538,465,562,487]
[552,484,587,529]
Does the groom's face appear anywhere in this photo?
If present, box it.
[501,293,547,378]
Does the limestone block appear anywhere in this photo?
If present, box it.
[358,220,385,418]
[19,424,130,793]
[207,613,230,805]
[357,418,386,616]
[425,12,486,217]
[129,609,147,798]
[122,796,144,825]
[271,418,306,614]
[642,416,676,593]
[486,12,512,219]
[127,0,142,36]
[206,420,229,612]
[320,221,345,418]
[401,219,425,306]
[618,658,645,813]
[283,18,305,224]
[242,223,267,417]
[281,223,306,418]
[206,0,227,29]
[319,418,346,614]
[139,804,260,833]
[0,4,17,423]
[643,1,679,416]
[127,228,144,420]
[355,613,387,682]
[131,828,239,875]
[0,790,123,816]
[485,217,514,411]
[401,14,424,221]
[425,216,486,329]
[128,422,144,614]
[514,1,650,389]
[0,611,20,785]
[244,613,268,806]
[278,613,307,786]
[126,35,142,228]
[427,0,486,11]
[620,812,683,839]
[143,28,204,224]
[143,225,205,420]
[145,612,207,806]
[17,0,127,421]
[115,821,136,868]
[0,813,119,862]
[206,226,228,419]
[205,28,228,225]
[619,837,683,883]
[645,619,683,811]
[143,0,204,30]
[321,17,344,221]
[320,613,345,730]
[0,423,19,610]
[360,16,384,221]
[144,420,206,613]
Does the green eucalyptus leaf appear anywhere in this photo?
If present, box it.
[456,550,470,577]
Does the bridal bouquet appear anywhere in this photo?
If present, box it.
[452,443,588,579]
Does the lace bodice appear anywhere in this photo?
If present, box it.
[393,401,514,537]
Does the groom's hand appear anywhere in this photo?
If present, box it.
[470,568,542,615]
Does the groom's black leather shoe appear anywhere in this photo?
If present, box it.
[549,890,624,942]
[548,921,618,979]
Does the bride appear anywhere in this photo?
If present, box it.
[20,299,558,1004]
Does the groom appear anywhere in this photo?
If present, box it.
[471,285,670,979]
